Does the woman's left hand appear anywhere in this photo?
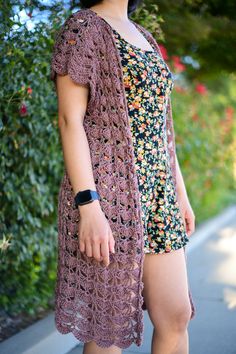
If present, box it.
[177,192,195,237]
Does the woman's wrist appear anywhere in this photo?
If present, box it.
[78,199,102,215]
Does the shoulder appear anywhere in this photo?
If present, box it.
[50,9,99,85]
[53,9,98,43]
[51,9,100,64]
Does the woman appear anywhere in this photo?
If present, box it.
[50,0,196,353]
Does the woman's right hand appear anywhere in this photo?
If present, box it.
[78,200,115,267]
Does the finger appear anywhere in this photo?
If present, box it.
[85,242,93,258]
[79,240,85,253]
[186,217,194,236]
[188,217,195,236]
[108,232,115,254]
[101,239,110,267]
[92,240,103,262]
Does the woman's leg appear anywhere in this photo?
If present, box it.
[83,342,121,354]
[142,247,192,354]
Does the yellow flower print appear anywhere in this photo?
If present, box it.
[165,246,172,252]
[138,153,144,161]
[141,167,146,174]
[138,88,143,94]
[124,76,131,88]
[160,179,166,185]
[139,116,144,122]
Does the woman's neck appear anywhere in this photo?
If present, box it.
[90,0,129,21]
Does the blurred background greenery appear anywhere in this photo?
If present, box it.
[0,0,235,337]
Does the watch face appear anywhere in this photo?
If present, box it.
[79,189,92,203]
[75,189,99,208]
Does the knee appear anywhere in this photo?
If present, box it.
[171,302,192,332]
[152,301,191,334]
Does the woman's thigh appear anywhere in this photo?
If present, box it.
[142,247,192,331]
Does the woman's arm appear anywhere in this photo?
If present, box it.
[175,154,188,199]
[57,76,96,194]
[56,75,115,266]
[175,154,195,237]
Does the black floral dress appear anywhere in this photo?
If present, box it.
[112,27,190,254]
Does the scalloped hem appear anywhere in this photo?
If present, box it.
[50,67,89,87]
[55,322,143,349]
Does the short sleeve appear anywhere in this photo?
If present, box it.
[50,13,96,89]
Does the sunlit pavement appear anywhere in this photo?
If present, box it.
[68,205,236,354]
[188,213,236,354]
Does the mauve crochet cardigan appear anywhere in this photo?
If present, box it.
[50,8,196,349]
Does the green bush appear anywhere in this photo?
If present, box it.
[0,6,64,315]
[172,76,236,221]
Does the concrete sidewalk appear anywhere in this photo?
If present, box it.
[1,205,236,354]
[188,212,236,354]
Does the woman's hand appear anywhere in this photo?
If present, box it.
[176,192,195,237]
[78,200,115,267]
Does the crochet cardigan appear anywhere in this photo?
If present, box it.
[50,8,196,349]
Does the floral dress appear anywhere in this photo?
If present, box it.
[112,27,190,254]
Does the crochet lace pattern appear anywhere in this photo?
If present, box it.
[50,8,196,349]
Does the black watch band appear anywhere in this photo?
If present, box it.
[74,189,100,208]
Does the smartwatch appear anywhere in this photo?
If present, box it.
[74,189,100,207]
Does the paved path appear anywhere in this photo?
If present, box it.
[188,216,236,354]
[68,207,236,354]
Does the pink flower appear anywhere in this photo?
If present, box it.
[27,87,32,95]
[19,103,28,116]
[158,44,169,60]
[195,83,208,95]
[172,56,186,72]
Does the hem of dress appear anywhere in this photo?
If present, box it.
[55,322,143,349]
[144,234,190,254]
